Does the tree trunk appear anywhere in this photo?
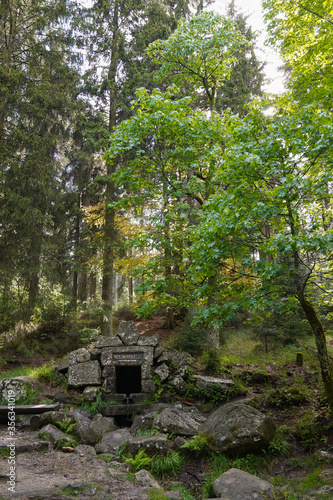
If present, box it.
[299,296,333,409]
[162,307,177,329]
[100,0,119,336]
[207,275,220,352]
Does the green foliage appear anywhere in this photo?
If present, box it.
[30,361,66,388]
[56,418,76,436]
[180,434,211,457]
[79,327,100,344]
[148,491,172,500]
[263,0,333,108]
[61,485,86,497]
[170,484,196,500]
[166,318,208,356]
[124,449,154,473]
[0,447,10,458]
[267,386,308,409]
[150,451,184,479]
[201,349,222,374]
[147,11,248,111]
[202,453,267,498]
[268,426,290,457]
[296,410,321,450]
[80,390,105,416]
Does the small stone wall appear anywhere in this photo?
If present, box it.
[59,321,194,401]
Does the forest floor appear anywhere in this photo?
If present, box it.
[1,316,333,498]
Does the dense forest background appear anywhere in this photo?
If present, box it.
[1,0,333,399]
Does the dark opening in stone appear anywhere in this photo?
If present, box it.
[116,365,141,394]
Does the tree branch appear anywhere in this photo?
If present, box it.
[299,3,333,27]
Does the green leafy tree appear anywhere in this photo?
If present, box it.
[107,86,225,318]
[147,10,248,112]
[263,0,333,108]
[215,0,265,115]
[189,97,333,407]
[0,0,80,322]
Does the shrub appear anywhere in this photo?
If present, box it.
[201,349,221,374]
[124,449,154,473]
[180,434,211,457]
[166,318,208,355]
[150,451,184,478]
[296,410,320,450]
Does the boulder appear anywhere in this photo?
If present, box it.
[39,424,69,444]
[154,406,206,436]
[212,468,274,499]
[95,428,132,454]
[90,414,117,441]
[154,364,170,382]
[128,434,168,457]
[0,377,41,402]
[74,444,97,458]
[158,350,193,368]
[68,360,101,387]
[135,469,161,489]
[117,320,139,345]
[56,356,70,373]
[39,411,76,428]
[169,375,187,394]
[83,386,100,402]
[131,412,156,435]
[96,335,122,348]
[199,402,276,455]
[194,375,235,392]
[72,409,96,445]
[69,348,91,364]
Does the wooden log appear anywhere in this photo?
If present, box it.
[0,403,60,415]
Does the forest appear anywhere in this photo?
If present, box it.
[1,0,333,394]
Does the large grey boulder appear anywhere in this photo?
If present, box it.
[90,414,117,441]
[39,411,76,428]
[194,375,235,392]
[74,444,97,458]
[68,360,101,386]
[0,377,41,402]
[199,402,275,456]
[95,428,132,454]
[69,348,91,364]
[135,469,161,489]
[56,356,70,373]
[212,468,274,499]
[155,364,169,382]
[72,409,96,445]
[154,406,206,436]
[96,336,122,348]
[117,320,139,345]
[39,424,69,444]
[83,386,100,402]
[128,434,168,457]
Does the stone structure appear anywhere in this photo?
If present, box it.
[61,321,195,407]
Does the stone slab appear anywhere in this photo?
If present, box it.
[68,360,101,387]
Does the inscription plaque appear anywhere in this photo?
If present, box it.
[113,353,144,361]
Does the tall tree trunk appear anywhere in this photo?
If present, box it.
[207,275,220,351]
[299,295,333,409]
[101,0,119,336]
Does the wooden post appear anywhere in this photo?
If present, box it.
[296,352,304,366]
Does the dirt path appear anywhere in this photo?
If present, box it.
[0,422,162,500]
